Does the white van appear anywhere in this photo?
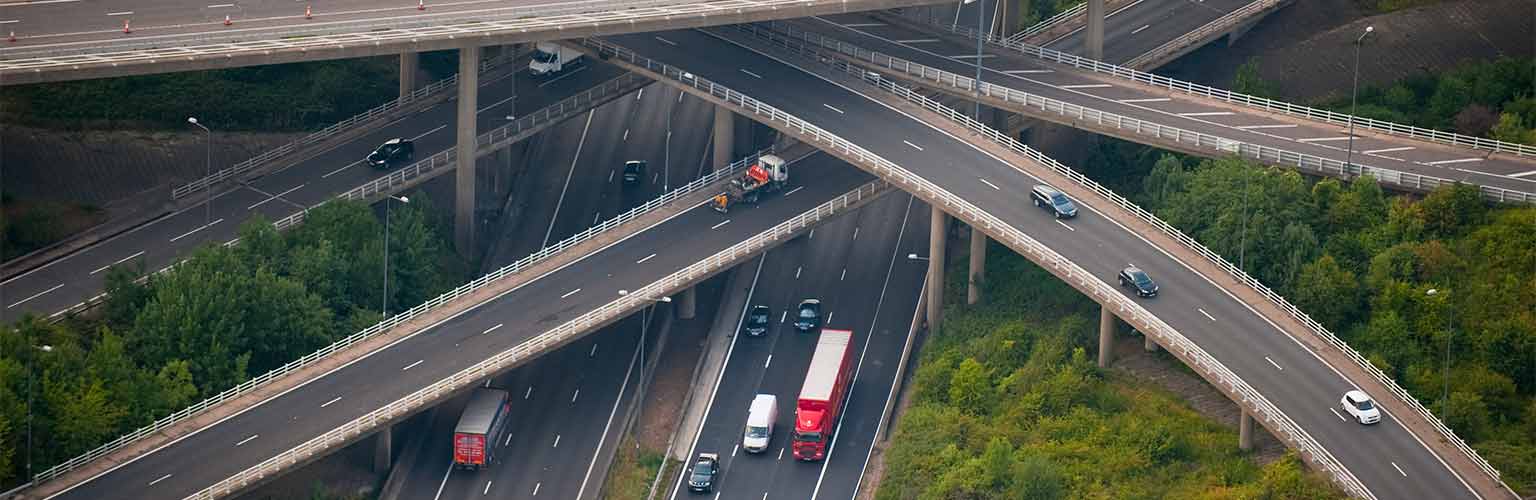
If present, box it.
[743,394,777,453]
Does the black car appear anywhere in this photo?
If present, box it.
[1117,266,1159,297]
[794,299,821,331]
[687,453,719,493]
[622,160,647,186]
[1030,184,1078,218]
[366,138,415,169]
[743,305,770,336]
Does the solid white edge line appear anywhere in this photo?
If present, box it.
[850,194,921,497]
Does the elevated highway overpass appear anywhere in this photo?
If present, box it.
[0,0,947,85]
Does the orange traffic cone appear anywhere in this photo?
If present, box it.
[417,0,425,10]
[123,19,132,33]
[305,5,312,19]
[223,15,232,26]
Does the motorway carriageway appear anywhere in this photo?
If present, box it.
[610,27,1482,498]
[795,13,1536,193]
[0,56,624,319]
[47,141,876,499]
[667,191,927,500]
[1040,0,1255,64]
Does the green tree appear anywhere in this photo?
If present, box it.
[1294,255,1360,330]
[45,377,127,460]
[1232,58,1277,99]
[949,358,993,416]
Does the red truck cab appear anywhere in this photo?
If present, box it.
[793,329,854,461]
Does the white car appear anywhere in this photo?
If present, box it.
[1341,390,1381,425]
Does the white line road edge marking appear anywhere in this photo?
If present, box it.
[9,283,63,308]
[1177,111,1235,117]
[1363,146,1414,154]
[532,482,541,496]
[169,218,223,242]
[840,268,846,281]
[780,310,787,323]
[1198,308,1216,321]
[1425,158,1482,165]
[561,288,581,299]
[1510,169,1536,178]
[402,360,424,371]
[544,110,594,246]
[1131,24,1150,35]
[483,480,493,495]
[903,140,923,151]
[1392,462,1408,477]
[1297,136,1352,142]
[1059,83,1113,89]
[637,253,657,264]
[552,434,561,448]
[235,434,258,446]
[740,68,763,79]
[1330,407,1348,421]
[91,250,146,275]
[1236,124,1298,130]
[654,36,677,46]
[823,103,844,114]
[978,178,1001,190]
[247,183,305,210]
[107,11,133,16]
[570,389,580,403]
[1265,356,1283,371]
[948,54,996,59]
[1054,220,1074,231]
[525,387,533,399]
[711,219,731,230]
[765,354,772,368]
[147,473,171,486]
[411,124,447,141]
[895,39,939,43]
[320,396,342,408]
[1001,69,1053,74]
[321,160,364,178]
[482,323,503,335]
[795,266,802,279]
[784,186,804,196]
[1119,97,1170,103]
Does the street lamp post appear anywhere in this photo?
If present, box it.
[383,195,410,317]
[963,0,985,121]
[26,343,53,482]
[1345,26,1374,171]
[1427,288,1453,420]
[187,117,213,227]
[618,290,671,424]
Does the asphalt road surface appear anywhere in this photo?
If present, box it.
[610,27,1483,499]
[668,191,927,500]
[1042,0,1255,64]
[792,14,1536,193]
[0,57,624,319]
[46,137,876,499]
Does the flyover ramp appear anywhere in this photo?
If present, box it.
[777,14,1536,203]
[21,145,885,500]
[0,0,950,85]
[590,27,1507,498]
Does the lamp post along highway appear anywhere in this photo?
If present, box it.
[26,343,54,482]
[383,195,410,317]
[618,290,670,424]
[187,117,213,227]
[963,0,985,121]
[1345,26,1373,171]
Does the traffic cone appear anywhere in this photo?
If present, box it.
[123,19,132,33]
[417,0,425,10]
[223,15,232,26]
[304,5,312,19]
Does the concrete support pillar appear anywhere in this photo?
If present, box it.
[1086,0,1105,61]
[967,226,986,305]
[678,287,697,320]
[712,105,734,171]
[455,46,481,256]
[998,0,1022,38]
[1144,334,1159,352]
[1238,409,1255,451]
[399,51,419,98]
[373,425,393,472]
[926,206,948,331]
[1098,304,1115,368]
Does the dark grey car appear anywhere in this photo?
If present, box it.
[1117,266,1159,298]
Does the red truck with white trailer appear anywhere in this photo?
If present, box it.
[792,329,855,461]
[453,387,511,470]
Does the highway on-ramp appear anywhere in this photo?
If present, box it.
[608,27,1485,499]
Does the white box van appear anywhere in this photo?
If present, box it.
[743,394,777,453]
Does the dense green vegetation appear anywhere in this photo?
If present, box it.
[0,194,464,487]
[876,244,1342,499]
[1317,57,1536,145]
[602,438,665,499]
[0,195,106,261]
[0,57,398,131]
[1079,138,1536,492]
[1011,0,1084,33]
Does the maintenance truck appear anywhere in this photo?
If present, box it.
[712,154,788,214]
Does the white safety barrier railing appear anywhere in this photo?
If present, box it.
[27,85,766,490]
[895,8,1536,159]
[728,21,1507,488]
[1123,0,1287,69]
[1007,2,1085,44]
[0,0,934,72]
[579,34,1377,498]
[186,179,888,499]
[752,19,1534,205]
[172,52,520,199]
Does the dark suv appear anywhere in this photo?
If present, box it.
[687,453,719,493]
[794,299,821,332]
[622,160,647,186]
[1030,184,1078,219]
[366,138,415,169]
[743,305,770,336]
[1117,266,1159,298]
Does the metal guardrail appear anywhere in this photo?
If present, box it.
[1123,0,1285,69]
[171,52,519,199]
[28,130,774,492]
[579,33,1378,498]
[187,177,885,500]
[764,19,1534,205]
[895,8,1536,160]
[1007,3,1085,44]
[731,20,1506,488]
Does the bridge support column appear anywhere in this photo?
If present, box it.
[926,206,948,331]
[1098,304,1115,368]
[1238,409,1255,451]
[399,50,419,98]
[967,226,986,305]
[1086,0,1105,61]
[713,105,735,171]
[678,287,697,320]
[455,45,481,256]
[374,424,393,472]
[998,0,1021,38]
[1144,334,1159,352]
